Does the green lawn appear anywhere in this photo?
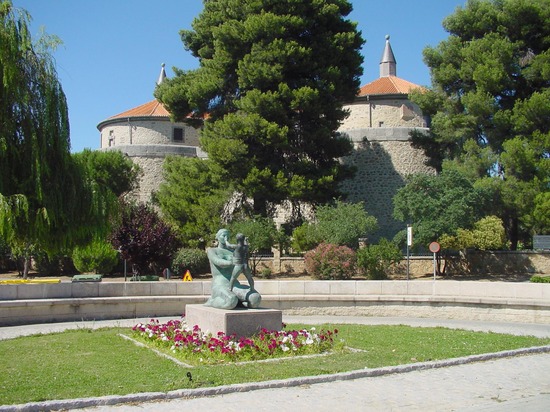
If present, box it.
[1,324,548,406]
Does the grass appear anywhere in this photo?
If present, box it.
[1,323,549,406]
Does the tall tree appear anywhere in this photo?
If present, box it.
[154,156,231,247]
[156,0,364,217]
[410,0,550,248]
[0,2,111,276]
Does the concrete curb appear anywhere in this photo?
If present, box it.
[2,345,549,412]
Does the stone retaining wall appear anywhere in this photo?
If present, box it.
[1,280,548,326]
[259,251,550,277]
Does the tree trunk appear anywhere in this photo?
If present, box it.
[23,254,31,279]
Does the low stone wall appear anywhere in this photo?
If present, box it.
[260,251,550,277]
[1,280,548,326]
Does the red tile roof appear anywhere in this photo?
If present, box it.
[358,75,424,96]
[108,99,170,120]
[104,75,422,124]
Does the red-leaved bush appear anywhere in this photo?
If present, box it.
[304,242,356,280]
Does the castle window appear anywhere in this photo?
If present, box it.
[400,104,415,121]
[108,130,115,147]
[173,127,184,143]
[378,121,384,127]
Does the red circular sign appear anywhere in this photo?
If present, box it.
[429,242,440,253]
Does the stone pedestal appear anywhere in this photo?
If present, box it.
[185,304,283,337]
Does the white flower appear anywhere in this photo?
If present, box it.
[281,345,290,352]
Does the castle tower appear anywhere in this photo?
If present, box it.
[97,64,205,203]
[339,36,435,241]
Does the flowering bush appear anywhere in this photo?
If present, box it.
[304,242,356,280]
[132,318,340,365]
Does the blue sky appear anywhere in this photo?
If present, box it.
[14,0,467,153]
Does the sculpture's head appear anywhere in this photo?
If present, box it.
[215,228,230,246]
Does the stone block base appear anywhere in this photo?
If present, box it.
[185,304,283,337]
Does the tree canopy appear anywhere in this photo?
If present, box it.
[155,0,364,218]
[410,0,550,248]
[72,149,141,198]
[0,2,116,276]
[154,156,231,247]
[393,170,489,250]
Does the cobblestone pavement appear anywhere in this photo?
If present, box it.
[1,316,549,411]
[81,352,550,412]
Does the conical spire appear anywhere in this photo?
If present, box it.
[379,35,396,77]
[157,63,167,85]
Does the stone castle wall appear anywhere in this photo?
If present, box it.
[100,119,204,203]
[340,129,435,241]
[341,97,427,130]
[98,94,434,239]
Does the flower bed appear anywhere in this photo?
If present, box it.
[132,318,341,365]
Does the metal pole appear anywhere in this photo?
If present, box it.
[433,252,436,281]
[124,259,127,282]
[406,243,410,280]
[406,224,412,280]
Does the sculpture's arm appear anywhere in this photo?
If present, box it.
[207,248,233,268]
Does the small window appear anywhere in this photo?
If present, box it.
[378,121,384,127]
[173,127,184,143]
[108,130,115,147]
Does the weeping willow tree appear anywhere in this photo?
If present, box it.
[0,1,115,277]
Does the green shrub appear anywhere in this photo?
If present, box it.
[357,238,402,280]
[291,223,321,252]
[259,266,272,279]
[530,275,550,283]
[304,242,356,280]
[171,248,210,276]
[315,200,378,249]
[33,252,63,276]
[72,239,118,274]
[440,216,509,251]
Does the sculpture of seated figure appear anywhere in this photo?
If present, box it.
[205,229,261,310]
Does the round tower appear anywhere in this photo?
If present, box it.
[339,36,435,241]
[97,64,206,203]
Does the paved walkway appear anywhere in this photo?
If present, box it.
[1,316,549,411]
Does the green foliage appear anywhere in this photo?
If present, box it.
[291,222,321,252]
[33,252,63,277]
[393,170,488,249]
[72,238,118,274]
[315,200,378,249]
[110,203,181,275]
[410,0,550,248]
[0,2,117,276]
[530,275,550,283]
[155,157,231,248]
[228,216,278,253]
[527,191,550,235]
[291,200,378,252]
[356,238,402,280]
[72,149,141,198]
[304,242,356,280]
[439,216,508,251]
[171,248,210,276]
[156,0,364,215]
